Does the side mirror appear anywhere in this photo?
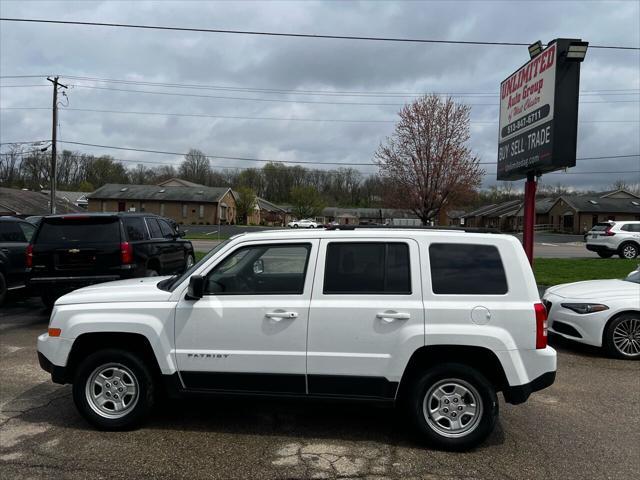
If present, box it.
[253,259,264,274]
[187,275,204,300]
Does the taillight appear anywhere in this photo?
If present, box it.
[604,226,615,236]
[26,244,33,267]
[120,242,133,264]
[535,302,548,349]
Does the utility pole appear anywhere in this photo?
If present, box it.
[46,76,67,214]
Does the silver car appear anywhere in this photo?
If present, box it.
[585,221,640,259]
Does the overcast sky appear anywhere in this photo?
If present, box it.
[1,0,638,190]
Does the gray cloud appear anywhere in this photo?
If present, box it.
[1,0,639,190]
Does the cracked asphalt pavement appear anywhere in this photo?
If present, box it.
[1,297,639,479]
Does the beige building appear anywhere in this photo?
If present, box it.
[87,179,237,225]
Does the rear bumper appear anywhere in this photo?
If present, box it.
[585,244,616,254]
[503,370,556,404]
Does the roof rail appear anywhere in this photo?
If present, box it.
[324,224,500,234]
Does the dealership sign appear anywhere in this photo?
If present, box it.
[497,39,583,180]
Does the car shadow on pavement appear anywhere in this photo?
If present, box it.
[548,333,605,359]
[11,390,505,452]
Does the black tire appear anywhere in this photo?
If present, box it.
[293,224,299,228]
[618,242,639,259]
[603,313,640,360]
[597,251,614,258]
[406,363,498,451]
[0,272,6,306]
[41,292,59,310]
[72,349,156,430]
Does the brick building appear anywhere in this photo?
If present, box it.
[87,181,237,225]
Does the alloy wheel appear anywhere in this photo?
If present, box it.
[613,318,640,357]
[622,244,638,259]
[85,363,140,419]
[422,379,483,438]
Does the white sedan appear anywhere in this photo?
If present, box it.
[287,219,319,228]
[543,269,640,359]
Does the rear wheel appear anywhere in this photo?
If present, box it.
[185,254,195,270]
[407,363,498,451]
[293,224,299,228]
[618,242,639,259]
[72,349,155,430]
[604,314,640,359]
[597,251,614,258]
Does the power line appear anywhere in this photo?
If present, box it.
[1,18,638,50]
[38,75,640,98]
[51,140,640,168]
[43,83,640,106]
[4,106,639,126]
[0,140,49,146]
[2,75,639,98]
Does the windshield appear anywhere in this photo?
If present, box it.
[37,217,120,244]
[591,222,613,232]
[159,238,232,291]
[624,269,640,284]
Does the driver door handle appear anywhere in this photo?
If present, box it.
[376,311,411,323]
[265,311,298,321]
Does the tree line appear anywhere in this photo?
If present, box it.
[0,144,386,209]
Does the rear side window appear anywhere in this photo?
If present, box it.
[621,223,640,232]
[323,242,411,294]
[146,218,163,239]
[0,222,26,242]
[429,243,508,295]
[36,218,121,244]
[122,217,148,241]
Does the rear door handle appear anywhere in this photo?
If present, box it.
[376,311,411,322]
[265,311,298,321]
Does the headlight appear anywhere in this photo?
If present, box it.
[561,303,609,314]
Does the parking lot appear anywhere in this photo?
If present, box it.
[1,297,638,480]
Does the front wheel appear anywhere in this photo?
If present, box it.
[604,314,640,359]
[293,224,299,228]
[185,254,195,271]
[72,349,156,430]
[407,363,498,451]
[0,272,6,306]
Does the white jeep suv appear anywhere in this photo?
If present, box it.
[586,221,640,259]
[38,229,556,450]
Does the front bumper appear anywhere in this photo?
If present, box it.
[38,351,68,384]
[503,370,556,404]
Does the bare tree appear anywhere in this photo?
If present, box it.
[375,95,484,224]
[179,149,210,184]
[235,186,257,224]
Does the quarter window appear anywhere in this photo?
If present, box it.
[147,218,163,239]
[323,242,411,294]
[205,244,311,295]
[429,243,508,295]
[122,217,148,241]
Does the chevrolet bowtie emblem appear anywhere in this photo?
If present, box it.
[68,248,80,254]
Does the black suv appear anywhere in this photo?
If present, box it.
[28,213,195,307]
[0,216,36,305]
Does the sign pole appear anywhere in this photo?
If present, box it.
[523,172,537,265]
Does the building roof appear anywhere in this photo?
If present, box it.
[87,184,232,203]
[0,187,83,216]
[156,178,206,188]
[256,197,286,213]
[595,188,640,199]
[41,190,89,205]
[557,196,640,214]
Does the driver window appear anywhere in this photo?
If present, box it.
[205,243,311,295]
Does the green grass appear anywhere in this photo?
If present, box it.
[195,251,208,262]
[534,258,638,286]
